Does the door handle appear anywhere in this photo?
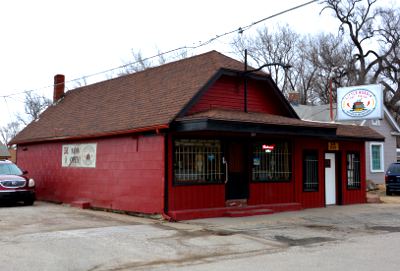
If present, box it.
[223,157,229,184]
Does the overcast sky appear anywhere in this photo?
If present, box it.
[0,0,397,127]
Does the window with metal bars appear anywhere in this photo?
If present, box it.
[347,152,361,189]
[303,150,319,192]
[252,141,291,182]
[173,139,223,185]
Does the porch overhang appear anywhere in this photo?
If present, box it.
[171,109,385,141]
[171,118,337,138]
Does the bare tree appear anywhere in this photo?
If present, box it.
[73,76,88,88]
[231,26,352,105]
[378,7,400,116]
[322,0,381,84]
[120,48,190,75]
[120,50,153,74]
[17,92,52,126]
[0,121,20,145]
[322,0,400,112]
[302,33,354,104]
[232,25,299,95]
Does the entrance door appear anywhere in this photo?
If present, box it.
[325,153,336,205]
[225,141,248,200]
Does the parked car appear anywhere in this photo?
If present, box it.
[0,160,35,205]
[385,162,400,196]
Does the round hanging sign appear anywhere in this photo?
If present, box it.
[340,89,377,118]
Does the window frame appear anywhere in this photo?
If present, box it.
[346,152,361,190]
[251,141,292,183]
[173,138,224,186]
[369,142,384,173]
[302,150,319,192]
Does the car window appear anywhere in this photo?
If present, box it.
[0,163,23,175]
[387,163,400,174]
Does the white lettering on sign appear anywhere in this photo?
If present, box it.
[62,143,97,168]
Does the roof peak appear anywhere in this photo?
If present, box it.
[11,50,249,144]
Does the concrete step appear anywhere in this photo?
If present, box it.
[168,202,302,221]
[224,208,274,217]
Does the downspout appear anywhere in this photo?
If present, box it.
[162,133,174,221]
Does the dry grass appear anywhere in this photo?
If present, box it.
[368,184,400,204]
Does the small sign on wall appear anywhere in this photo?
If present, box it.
[325,159,331,168]
[328,142,339,151]
[62,143,97,168]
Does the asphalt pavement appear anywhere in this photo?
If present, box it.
[1,201,400,270]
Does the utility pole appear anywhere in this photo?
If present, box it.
[244,49,248,113]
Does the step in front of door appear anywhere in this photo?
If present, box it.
[224,208,274,217]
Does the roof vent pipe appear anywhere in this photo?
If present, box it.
[53,74,65,103]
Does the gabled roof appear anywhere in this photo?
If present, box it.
[11,50,382,145]
[14,51,284,144]
[383,106,400,134]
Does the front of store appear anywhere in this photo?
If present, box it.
[165,110,376,220]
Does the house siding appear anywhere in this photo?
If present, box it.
[16,134,165,214]
[340,141,367,204]
[365,119,397,184]
[188,75,289,116]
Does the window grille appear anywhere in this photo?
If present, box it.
[174,139,223,184]
[303,151,319,192]
[252,142,291,182]
[347,152,361,189]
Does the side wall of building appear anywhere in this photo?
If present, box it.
[17,134,165,214]
[365,119,397,184]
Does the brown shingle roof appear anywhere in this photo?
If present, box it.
[11,51,249,144]
[176,109,384,141]
[11,50,383,144]
[177,108,331,128]
[335,124,384,140]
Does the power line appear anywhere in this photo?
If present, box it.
[0,0,320,100]
[2,97,13,121]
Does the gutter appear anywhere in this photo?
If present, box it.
[11,124,170,145]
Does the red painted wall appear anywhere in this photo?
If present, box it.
[294,138,366,208]
[248,182,295,205]
[294,138,326,209]
[17,135,165,214]
[167,135,226,210]
[188,75,289,116]
[167,135,367,213]
[339,141,367,205]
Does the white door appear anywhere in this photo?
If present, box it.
[325,153,336,205]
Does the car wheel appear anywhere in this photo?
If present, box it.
[386,189,392,196]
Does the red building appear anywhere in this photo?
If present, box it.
[11,51,383,220]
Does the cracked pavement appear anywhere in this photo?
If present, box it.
[1,202,400,270]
